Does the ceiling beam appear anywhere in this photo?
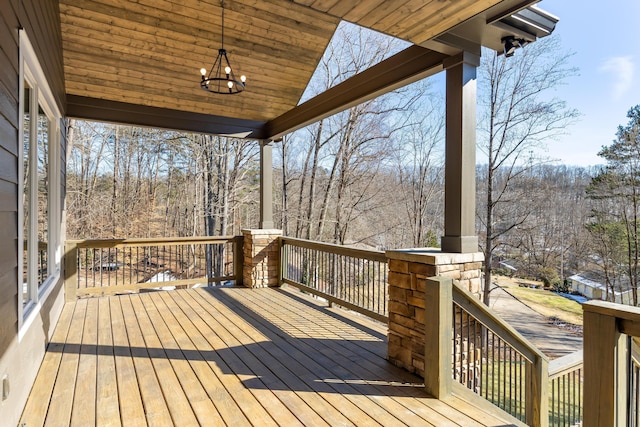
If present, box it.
[264,45,449,140]
[66,95,268,138]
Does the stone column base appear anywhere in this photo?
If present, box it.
[242,229,282,288]
[385,248,484,377]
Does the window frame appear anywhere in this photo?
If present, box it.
[18,30,62,330]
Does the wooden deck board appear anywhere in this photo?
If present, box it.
[188,289,390,427]
[204,288,422,427]
[44,298,88,427]
[109,295,146,427]
[172,290,304,427]
[118,295,173,426]
[155,291,254,426]
[140,292,224,426]
[223,288,454,426]
[19,300,76,426]
[96,297,122,427]
[183,290,333,427]
[248,288,498,427]
[71,297,99,427]
[21,286,520,427]
[128,294,200,427]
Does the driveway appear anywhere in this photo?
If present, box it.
[488,286,583,359]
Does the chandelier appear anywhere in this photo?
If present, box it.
[200,0,246,94]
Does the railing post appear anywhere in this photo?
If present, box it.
[527,355,549,427]
[423,276,453,399]
[583,302,629,427]
[242,229,282,288]
[234,235,244,287]
[64,241,78,302]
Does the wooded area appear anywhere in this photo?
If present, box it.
[64,25,640,306]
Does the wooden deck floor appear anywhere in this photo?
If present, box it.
[20,286,518,426]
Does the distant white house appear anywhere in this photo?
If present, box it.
[568,273,634,304]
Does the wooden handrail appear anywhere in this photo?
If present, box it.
[68,236,240,248]
[548,349,583,380]
[279,236,387,263]
[584,300,640,336]
[452,281,547,364]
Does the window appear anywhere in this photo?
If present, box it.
[19,31,61,321]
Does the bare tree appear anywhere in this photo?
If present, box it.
[478,36,579,304]
[396,96,445,247]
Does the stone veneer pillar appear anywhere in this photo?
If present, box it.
[385,249,483,378]
[242,229,282,288]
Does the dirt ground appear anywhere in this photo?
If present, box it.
[488,284,583,359]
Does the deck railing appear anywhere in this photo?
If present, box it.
[548,350,583,426]
[450,282,549,425]
[64,236,243,300]
[62,233,593,425]
[583,301,640,426]
[279,237,389,323]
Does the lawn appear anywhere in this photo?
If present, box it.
[493,275,584,326]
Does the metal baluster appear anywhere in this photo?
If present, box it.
[296,246,300,283]
[473,317,479,394]
[456,306,462,384]
[351,256,355,305]
[376,261,380,314]
[564,374,568,426]
[559,375,563,425]
[347,255,351,304]
[572,370,577,425]
[482,326,488,400]
[101,248,105,288]
[452,306,457,382]
[507,346,511,415]
[517,351,521,419]
[469,312,473,389]
[553,378,560,423]
[491,331,495,404]
[499,339,504,411]
[84,248,88,289]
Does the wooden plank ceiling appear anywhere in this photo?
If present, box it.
[59,0,508,130]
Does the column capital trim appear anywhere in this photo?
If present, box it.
[385,249,484,265]
[443,51,481,69]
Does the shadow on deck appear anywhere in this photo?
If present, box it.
[20,286,519,426]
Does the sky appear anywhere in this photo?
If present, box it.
[538,0,640,167]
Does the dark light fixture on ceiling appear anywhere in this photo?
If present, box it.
[501,36,529,57]
[200,0,246,94]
